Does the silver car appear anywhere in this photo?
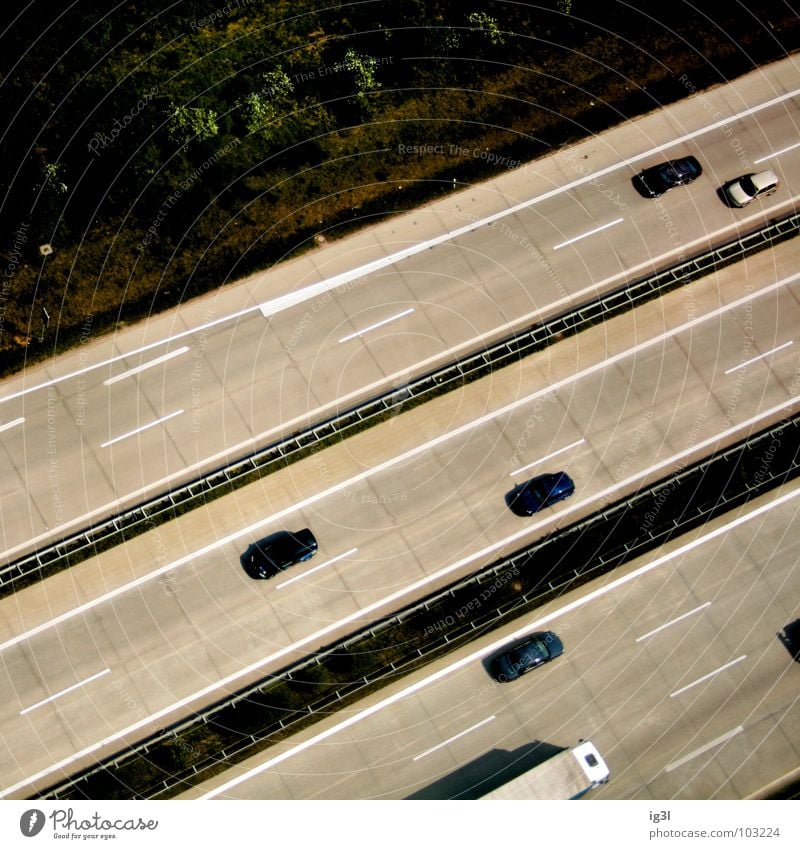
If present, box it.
[722,169,779,207]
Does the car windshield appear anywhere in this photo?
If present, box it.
[526,482,549,501]
[260,535,296,565]
[738,175,758,197]
[512,640,546,665]
[271,544,292,565]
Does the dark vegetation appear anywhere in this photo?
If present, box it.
[1,1,799,373]
[43,414,800,799]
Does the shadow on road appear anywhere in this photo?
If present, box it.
[406,740,565,800]
[778,618,800,661]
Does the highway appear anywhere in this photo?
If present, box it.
[0,234,797,798]
[182,479,800,800]
[1,56,800,560]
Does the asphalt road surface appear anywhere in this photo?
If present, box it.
[184,479,800,800]
[1,235,797,798]
[2,57,800,560]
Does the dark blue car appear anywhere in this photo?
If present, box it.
[507,471,575,516]
[632,155,702,198]
[241,528,318,579]
[491,631,564,682]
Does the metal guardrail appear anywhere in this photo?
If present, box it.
[38,413,800,800]
[4,211,800,594]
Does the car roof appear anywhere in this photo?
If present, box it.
[256,528,315,546]
[529,471,565,485]
[750,169,778,189]
[514,641,546,661]
[667,156,699,173]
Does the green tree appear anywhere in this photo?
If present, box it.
[467,12,505,46]
[31,161,69,240]
[344,48,381,106]
[40,162,68,196]
[239,68,295,134]
[166,103,219,147]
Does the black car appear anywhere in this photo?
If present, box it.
[241,528,318,579]
[632,155,702,198]
[507,471,575,517]
[491,631,564,682]
[779,619,800,661]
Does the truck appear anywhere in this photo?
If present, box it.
[480,741,610,800]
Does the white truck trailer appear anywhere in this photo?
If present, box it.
[480,741,610,800]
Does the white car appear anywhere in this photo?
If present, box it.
[723,169,779,207]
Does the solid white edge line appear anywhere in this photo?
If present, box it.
[635,602,712,642]
[100,409,184,449]
[724,340,794,375]
[197,487,800,799]
[510,439,586,476]
[0,307,261,405]
[275,548,358,589]
[102,346,190,386]
[3,84,800,407]
[753,140,800,164]
[4,415,800,800]
[254,86,800,320]
[338,308,415,343]
[664,726,745,773]
[0,416,24,434]
[19,668,111,716]
[552,217,624,251]
[412,715,496,761]
[4,269,798,655]
[3,194,798,566]
[669,655,748,698]
[2,269,799,795]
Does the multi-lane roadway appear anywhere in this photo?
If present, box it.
[1,54,799,802]
[1,56,800,561]
[184,479,800,800]
[1,229,798,797]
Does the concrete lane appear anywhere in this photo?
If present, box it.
[181,480,800,800]
[2,57,800,559]
[0,238,798,796]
